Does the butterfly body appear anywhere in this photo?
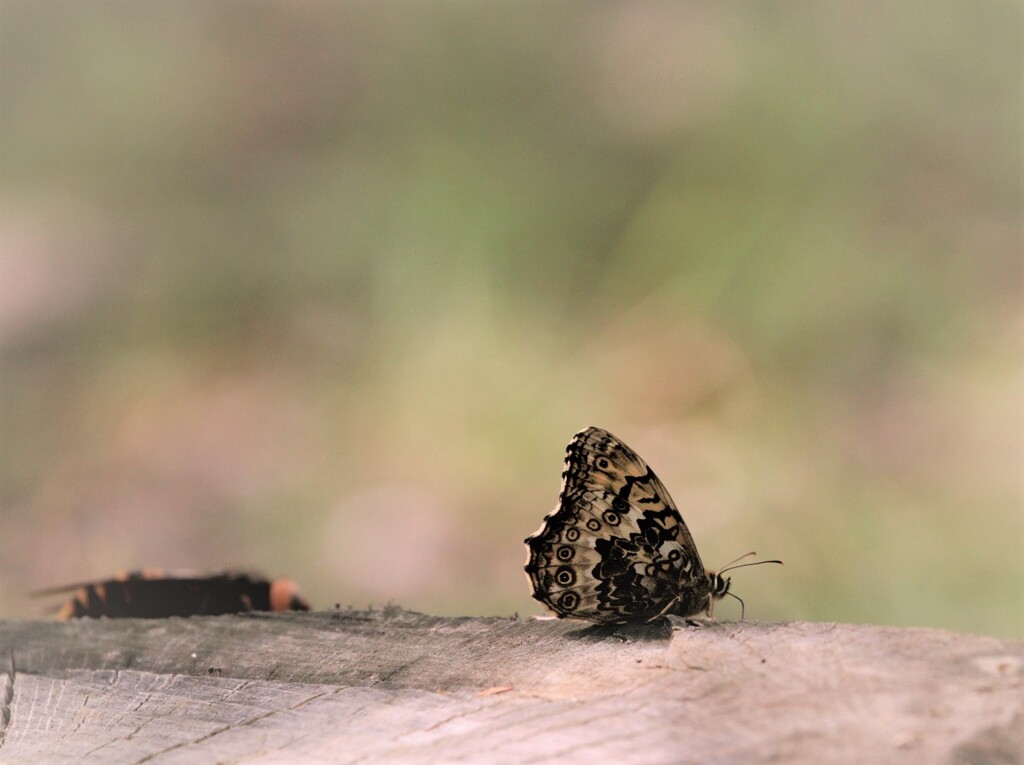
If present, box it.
[525,427,732,624]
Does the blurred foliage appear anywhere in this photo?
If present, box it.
[0,1,1020,637]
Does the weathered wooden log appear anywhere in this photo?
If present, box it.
[0,608,1020,764]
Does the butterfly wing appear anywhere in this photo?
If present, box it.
[35,571,310,619]
[525,427,709,623]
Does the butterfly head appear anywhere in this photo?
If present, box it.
[705,553,784,619]
[698,571,731,618]
[710,571,731,600]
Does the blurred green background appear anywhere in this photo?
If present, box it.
[1,2,1020,638]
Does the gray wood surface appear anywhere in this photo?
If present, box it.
[0,608,1020,764]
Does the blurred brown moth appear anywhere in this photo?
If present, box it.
[35,570,310,619]
[525,426,779,623]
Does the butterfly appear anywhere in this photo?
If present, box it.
[34,570,311,619]
[524,427,780,623]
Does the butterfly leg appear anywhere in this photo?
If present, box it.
[652,595,681,621]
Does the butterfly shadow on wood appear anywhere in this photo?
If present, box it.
[564,619,674,643]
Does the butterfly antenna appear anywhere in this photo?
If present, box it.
[716,551,757,572]
[719,554,783,575]
[725,591,746,620]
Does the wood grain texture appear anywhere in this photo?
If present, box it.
[0,609,1021,764]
